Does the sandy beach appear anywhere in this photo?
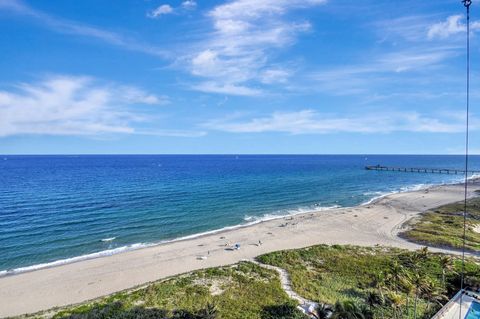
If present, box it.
[1,182,479,318]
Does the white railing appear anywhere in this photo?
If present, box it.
[431,290,464,319]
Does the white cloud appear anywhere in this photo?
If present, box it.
[259,68,291,84]
[147,1,196,19]
[208,0,326,20]
[0,75,169,137]
[376,14,480,42]
[139,129,206,137]
[378,49,458,73]
[148,4,174,18]
[0,0,167,57]
[182,1,197,9]
[192,82,262,96]
[375,15,433,42]
[428,15,466,39]
[204,110,473,134]
[427,15,480,40]
[321,14,465,102]
[119,86,168,105]
[186,0,326,95]
[308,47,458,96]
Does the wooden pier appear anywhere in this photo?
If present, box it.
[365,165,480,175]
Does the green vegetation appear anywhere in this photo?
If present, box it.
[27,262,306,319]
[257,245,480,319]
[402,197,480,251]
[20,245,480,319]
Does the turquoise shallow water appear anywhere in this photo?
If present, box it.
[1,155,479,274]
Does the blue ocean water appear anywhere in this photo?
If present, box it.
[1,155,479,274]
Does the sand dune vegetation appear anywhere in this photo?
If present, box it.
[402,197,480,252]
[17,245,479,319]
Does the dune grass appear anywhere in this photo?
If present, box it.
[18,245,480,319]
[257,245,480,319]
[26,262,304,319]
[402,197,480,251]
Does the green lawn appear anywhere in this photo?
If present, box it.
[402,197,480,251]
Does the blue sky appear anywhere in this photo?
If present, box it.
[0,0,478,154]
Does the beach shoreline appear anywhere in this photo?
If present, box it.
[1,181,479,317]
[0,179,463,279]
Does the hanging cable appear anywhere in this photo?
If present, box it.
[460,1,471,318]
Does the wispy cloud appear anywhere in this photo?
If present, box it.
[428,15,465,39]
[204,110,473,134]
[0,75,173,137]
[139,129,206,138]
[147,4,174,18]
[185,0,327,96]
[308,45,458,97]
[307,12,463,98]
[182,1,197,10]
[259,68,291,84]
[377,13,480,42]
[427,15,480,40]
[0,0,168,57]
[192,81,262,96]
[378,48,458,72]
[147,1,197,19]
[375,15,434,42]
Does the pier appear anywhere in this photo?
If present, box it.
[365,165,480,175]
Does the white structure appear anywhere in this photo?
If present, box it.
[432,290,480,319]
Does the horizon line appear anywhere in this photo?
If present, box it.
[0,153,478,156]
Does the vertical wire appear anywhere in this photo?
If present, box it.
[459,1,470,318]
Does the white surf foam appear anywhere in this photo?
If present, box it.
[0,205,343,277]
[2,177,473,278]
[360,175,475,206]
[243,204,341,224]
[0,243,150,277]
[468,173,480,181]
[362,183,436,206]
[156,206,338,243]
[361,191,394,205]
[400,183,432,192]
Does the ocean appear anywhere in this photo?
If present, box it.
[1,155,478,274]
